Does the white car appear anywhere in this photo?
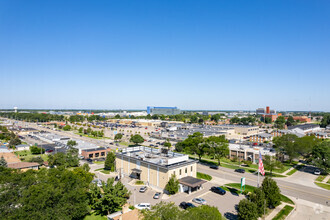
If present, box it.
[192,198,207,205]
[135,203,151,210]
[314,169,321,175]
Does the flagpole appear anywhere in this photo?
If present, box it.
[257,166,260,187]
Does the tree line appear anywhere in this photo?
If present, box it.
[0,112,65,122]
[175,132,229,165]
[0,165,130,219]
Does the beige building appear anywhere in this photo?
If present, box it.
[233,125,259,136]
[116,146,204,193]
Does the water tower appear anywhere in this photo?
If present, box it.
[14,107,18,113]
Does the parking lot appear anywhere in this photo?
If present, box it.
[123,180,243,218]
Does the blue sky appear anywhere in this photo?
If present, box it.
[1,0,330,111]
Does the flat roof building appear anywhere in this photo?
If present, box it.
[116,146,204,193]
[147,106,181,115]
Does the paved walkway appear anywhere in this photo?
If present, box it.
[265,203,286,220]
[322,175,330,184]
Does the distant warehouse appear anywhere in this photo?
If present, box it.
[147,106,181,115]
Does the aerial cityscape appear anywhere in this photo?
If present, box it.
[1,1,330,220]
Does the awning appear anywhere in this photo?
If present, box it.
[179,176,207,188]
[131,168,142,174]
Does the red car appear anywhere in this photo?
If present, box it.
[46,149,53,153]
[253,143,258,146]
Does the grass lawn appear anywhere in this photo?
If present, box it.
[272,205,294,220]
[95,168,110,174]
[224,183,294,205]
[286,169,297,176]
[15,150,48,162]
[315,182,330,190]
[83,213,107,220]
[328,178,330,184]
[197,172,212,181]
[315,175,327,182]
[93,161,105,164]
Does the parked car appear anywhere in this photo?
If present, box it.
[135,203,151,210]
[179,202,196,209]
[192,198,206,205]
[45,149,53,153]
[211,186,226,195]
[314,169,321,175]
[78,155,84,159]
[253,143,258,146]
[153,192,161,199]
[210,165,219,170]
[235,168,245,173]
[139,186,147,193]
[86,158,93,163]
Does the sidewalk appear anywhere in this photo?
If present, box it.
[322,175,330,184]
[265,203,286,220]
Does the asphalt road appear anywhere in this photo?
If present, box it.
[197,164,330,205]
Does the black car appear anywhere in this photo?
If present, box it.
[211,186,226,195]
[210,165,219,170]
[179,202,196,209]
[235,168,245,173]
[86,158,93,163]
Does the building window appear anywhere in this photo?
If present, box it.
[89,154,93,158]
[179,169,181,175]
[191,166,193,172]
[101,152,105,156]
[95,153,100,157]
[173,171,175,176]
[185,168,187,173]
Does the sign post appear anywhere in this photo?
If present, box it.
[240,177,246,193]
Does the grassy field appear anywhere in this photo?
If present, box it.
[93,161,105,164]
[286,169,298,176]
[83,213,107,220]
[189,154,291,175]
[272,205,294,220]
[315,182,330,190]
[197,172,212,181]
[15,150,48,162]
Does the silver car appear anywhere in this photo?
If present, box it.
[192,198,206,205]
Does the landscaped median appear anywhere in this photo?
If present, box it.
[95,168,111,174]
[219,181,295,220]
[272,205,294,220]
[196,172,212,181]
[314,175,330,190]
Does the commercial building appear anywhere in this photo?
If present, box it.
[81,147,111,159]
[147,106,181,115]
[287,124,320,134]
[257,106,280,122]
[116,146,204,193]
[228,144,276,164]
[7,162,39,171]
[249,133,273,143]
[285,116,311,123]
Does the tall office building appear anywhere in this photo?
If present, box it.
[147,106,181,115]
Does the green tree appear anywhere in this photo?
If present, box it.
[230,117,240,124]
[104,151,116,171]
[67,140,77,148]
[0,166,93,219]
[211,114,221,123]
[78,127,83,133]
[141,202,183,220]
[165,174,179,195]
[249,188,265,217]
[273,134,299,162]
[206,135,229,165]
[8,136,21,148]
[30,146,45,154]
[264,117,272,124]
[114,133,123,141]
[295,135,320,158]
[262,177,281,208]
[62,125,72,131]
[275,116,286,129]
[310,141,330,173]
[320,114,330,128]
[87,127,92,134]
[237,199,258,220]
[89,178,130,215]
[130,134,144,145]
[29,156,44,165]
[263,155,283,176]
[164,141,171,149]
[185,204,222,220]
[286,116,295,126]
[185,132,206,161]
[0,156,7,167]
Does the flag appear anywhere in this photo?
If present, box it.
[259,151,265,176]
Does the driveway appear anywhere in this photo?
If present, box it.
[280,167,318,189]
